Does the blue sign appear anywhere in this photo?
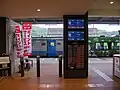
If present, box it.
[68,19,84,29]
[68,31,84,40]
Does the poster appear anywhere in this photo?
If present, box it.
[22,22,32,56]
[15,26,23,57]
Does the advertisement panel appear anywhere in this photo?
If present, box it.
[15,26,23,57]
[22,22,32,56]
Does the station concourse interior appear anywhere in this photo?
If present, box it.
[0,0,120,90]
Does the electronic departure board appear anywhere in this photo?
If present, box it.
[63,13,88,78]
[68,19,84,29]
[68,45,84,69]
[68,31,84,40]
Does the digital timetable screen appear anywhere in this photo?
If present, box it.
[68,19,84,29]
[68,31,84,40]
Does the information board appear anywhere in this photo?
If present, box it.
[68,45,84,69]
[68,19,84,29]
[63,13,88,78]
[68,31,84,40]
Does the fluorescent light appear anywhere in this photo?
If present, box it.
[37,9,41,12]
[110,1,114,4]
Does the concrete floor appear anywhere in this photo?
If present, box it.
[0,58,120,90]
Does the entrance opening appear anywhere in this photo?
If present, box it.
[13,17,120,80]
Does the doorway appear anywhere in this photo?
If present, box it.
[47,40,56,56]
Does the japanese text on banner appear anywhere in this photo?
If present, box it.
[15,26,23,57]
[22,22,32,56]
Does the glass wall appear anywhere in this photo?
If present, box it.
[88,24,120,37]
[88,24,120,57]
[31,23,120,57]
[32,24,63,37]
[32,24,120,37]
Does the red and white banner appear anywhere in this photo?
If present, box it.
[22,22,32,56]
[15,26,23,58]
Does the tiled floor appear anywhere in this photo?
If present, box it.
[0,58,120,90]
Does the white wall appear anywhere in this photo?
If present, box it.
[6,19,21,74]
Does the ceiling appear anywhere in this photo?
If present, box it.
[91,0,120,10]
[0,0,120,18]
[89,0,120,16]
[0,0,94,18]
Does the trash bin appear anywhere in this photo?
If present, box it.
[113,54,120,78]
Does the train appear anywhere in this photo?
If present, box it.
[88,36,120,57]
[32,37,64,57]
[32,36,120,57]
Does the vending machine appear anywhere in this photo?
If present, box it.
[63,12,88,78]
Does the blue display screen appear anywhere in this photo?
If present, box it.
[68,31,84,40]
[68,19,84,29]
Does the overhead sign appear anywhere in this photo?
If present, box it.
[22,22,32,56]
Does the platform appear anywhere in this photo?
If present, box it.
[0,58,120,90]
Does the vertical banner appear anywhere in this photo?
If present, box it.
[22,22,32,56]
[15,26,23,57]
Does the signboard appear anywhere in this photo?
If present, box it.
[68,45,84,69]
[15,26,23,57]
[0,57,10,64]
[68,19,84,29]
[68,31,84,40]
[115,57,120,72]
[22,22,32,56]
